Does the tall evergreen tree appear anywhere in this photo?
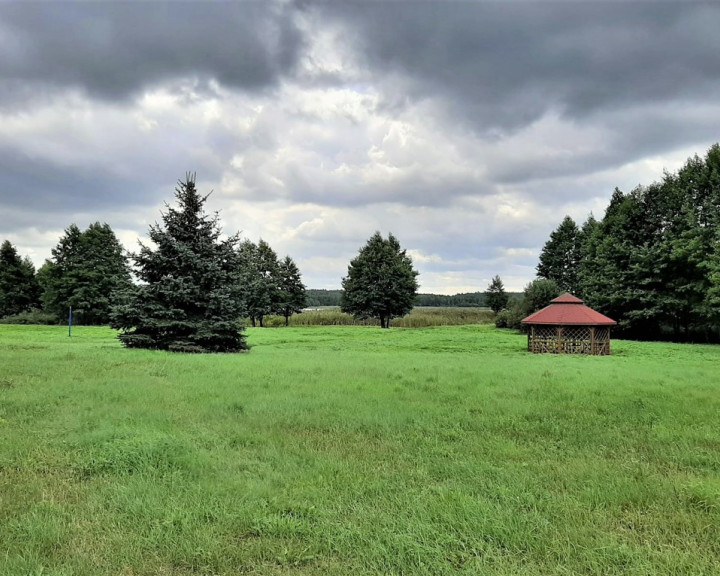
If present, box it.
[576,214,600,300]
[110,174,247,352]
[341,232,419,328]
[584,188,649,332]
[485,275,509,313]
[0,240,40,318]
[40,223,131,324]
[277,255,306,326]
[536,215,581,294]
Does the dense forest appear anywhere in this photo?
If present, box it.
[536,143,720,341]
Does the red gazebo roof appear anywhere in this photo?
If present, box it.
[522,293,616,326]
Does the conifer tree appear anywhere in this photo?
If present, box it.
[484,275,509,314]
[537,215,581,294]
[111,174,247,352]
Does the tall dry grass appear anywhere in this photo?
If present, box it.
[264,306,495,327]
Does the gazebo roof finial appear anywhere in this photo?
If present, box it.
[551,293,584,304]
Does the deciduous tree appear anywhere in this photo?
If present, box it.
[277,255,306,326]
[236,239,282,327]
[0,240,40,318]
[341,232,419,328]
[522,278,560,315]
[40,223,131,324]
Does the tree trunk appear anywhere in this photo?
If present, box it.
[251,317,256,328]
[259,315,264,328]
[284,313,289,326]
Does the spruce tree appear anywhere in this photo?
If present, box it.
[110,174,247,352]
[537,216,581,294]
[277,255,307,326]
[0,240,40,318]
[485,275,509,313]
[341,232,419,328]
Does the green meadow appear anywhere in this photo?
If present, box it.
[1,324,719,575]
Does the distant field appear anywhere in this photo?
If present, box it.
[269,306,494,327]
[1,325,719,575]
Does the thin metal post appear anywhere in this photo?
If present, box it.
[68,306,72,338]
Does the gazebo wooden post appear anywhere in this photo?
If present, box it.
[556,326,562,354]
[590,326,595,355]
[530,325,535,352]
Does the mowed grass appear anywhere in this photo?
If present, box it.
[1,325,719,576]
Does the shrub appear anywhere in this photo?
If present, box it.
[494,301,526,331]
[0,308,59,325]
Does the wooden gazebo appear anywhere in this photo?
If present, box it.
[522,293,617,355]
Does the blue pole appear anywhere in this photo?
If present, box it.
[68,306,72,337]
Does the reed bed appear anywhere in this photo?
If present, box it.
[265,306,495,327]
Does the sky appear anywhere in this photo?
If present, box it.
[1,1,719,293]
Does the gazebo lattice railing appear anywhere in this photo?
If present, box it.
[528,325,611,355]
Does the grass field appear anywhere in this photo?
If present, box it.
[1,324,719,575]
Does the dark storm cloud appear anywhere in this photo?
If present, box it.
[0,1,303,104]
[315,2,720,133]
[0,143,233,240]
[2,0,719,290]
[0,146,148,212]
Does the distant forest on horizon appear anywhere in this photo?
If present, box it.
[305,288,522,308]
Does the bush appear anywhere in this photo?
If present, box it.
[262,315,288,328]
[495,278,559,332]
[494,301,527,331]
[0,309,59,325]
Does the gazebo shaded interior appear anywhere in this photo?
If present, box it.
[526,324,612,355]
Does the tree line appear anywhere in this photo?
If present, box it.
[0,177,307,346]
[533,143,720,341]
[1,174,423,350]
[7,143,716,347]
[0,223,131,325]
[306,289,522,308]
